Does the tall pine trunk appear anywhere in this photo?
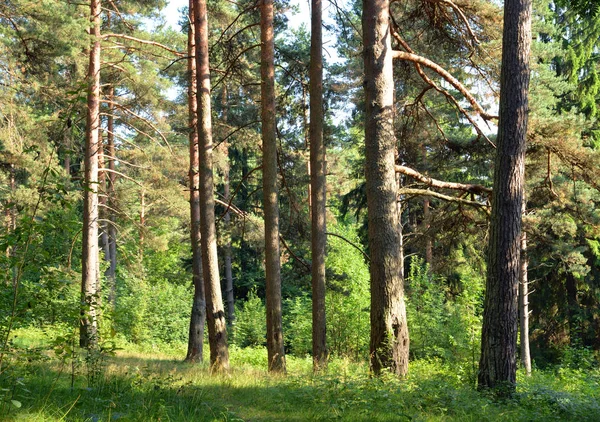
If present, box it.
[194,0,229,371]
[363,0,409,377]
[80,0,101,349]
[478,0,532,392]
[186,0,206,363]
[261,0,286,373]
[310,0,327,372]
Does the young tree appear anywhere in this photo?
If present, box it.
[519,202,531,375]
[105,86,117,305]
[261,0,286,373]
[186,0,206,363]
[478,0,533,392]
[310,0,327,371]
[80,0,102,349]
[363,0,409,376]
[194,0,229,371]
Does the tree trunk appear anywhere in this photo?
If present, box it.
[519,217,531,375]
[186,0,206,363]
[421,146,432,269]
[99,137,110,267]
[139,187,145,263]
[194,0,229,371]
[310,0,327,372]
[105,86,117,305]
[363,0,409,377]
[80,0,101,349]
[221,86,235,327]
[565,271,579,345]
[478,0,532,392]
[261,0,286,373]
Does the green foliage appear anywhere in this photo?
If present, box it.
[406,255,483,374]
[280,221,370,359]
[232,290,266,348]
[114,272,191,346]
[283,294,312,356]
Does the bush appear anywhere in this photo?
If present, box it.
[232,290,266,348]
[282,222,370,360]
[114,270,191,345]
[406,255,483,372]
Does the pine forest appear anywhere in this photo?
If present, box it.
[1,0,600,420]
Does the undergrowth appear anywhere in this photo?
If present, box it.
[1,327,599,421]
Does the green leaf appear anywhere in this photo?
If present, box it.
[11,400,22,408]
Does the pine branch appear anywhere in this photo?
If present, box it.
[395,165,491,195]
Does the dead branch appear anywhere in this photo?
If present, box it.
[399,188,490,213]
[395,165,491,194]
[102,33,184,56]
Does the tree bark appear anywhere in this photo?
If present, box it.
[194,0,229,371]
[519,212,531,375]
[186,0,206,363]
[261,0,286,373]
[99,136,110,270]
[478,0,532,392]
[363,0,409,377]
[310,0,327,372]
[80,0,101,349]
[105,85,117,305]
[221,86,235,327]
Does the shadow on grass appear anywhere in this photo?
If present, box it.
[2,354,600,422]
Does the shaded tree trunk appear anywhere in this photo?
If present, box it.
[565,271,580,345]
[261,0,286,373]
[310,0,327,372]
[194,0,229,371]
[186,0,206,363]
[99,137,110,268]
[363,0,409,377]
[478,0,532,392]
[222,86,235,327]
[80,0,101,349]
[105,86,117,305]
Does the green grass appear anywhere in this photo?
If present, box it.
[1,328,600,421]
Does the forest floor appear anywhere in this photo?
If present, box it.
[1,328,600,421]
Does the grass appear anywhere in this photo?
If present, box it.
[1,327,600,421]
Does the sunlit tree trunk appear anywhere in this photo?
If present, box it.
[519,209,531,376]
[194,0,229,371]
[363,0,409,377]
[80,0,101,349]
[186,0,206,363]
[261,0,286,373]
[478,0,532,392]
[310,0,327,372]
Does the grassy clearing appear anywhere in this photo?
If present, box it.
[1,328,599,421]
